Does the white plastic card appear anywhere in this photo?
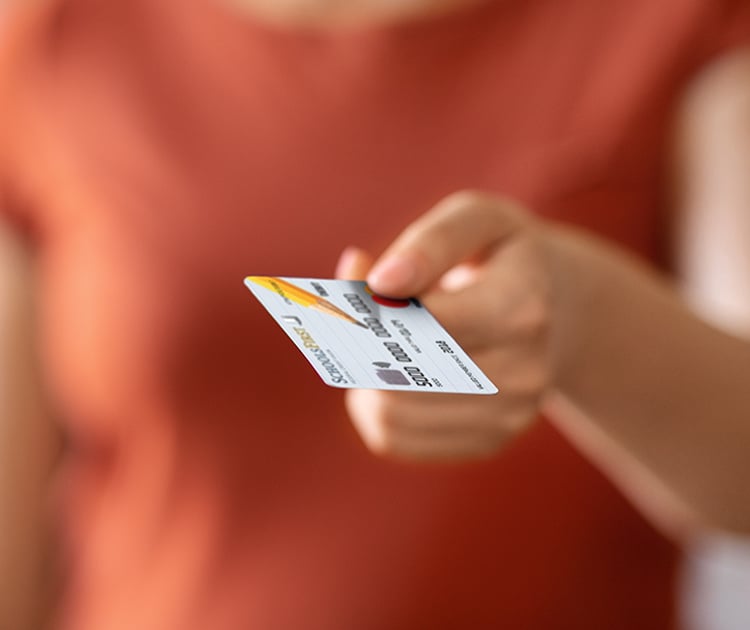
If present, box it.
[244,276,498,395]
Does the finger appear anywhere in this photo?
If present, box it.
[347,346,545,433]
[347,388,496,432]
[335,246,375,280]
[346,390,512,462]
[345,391,494,459]
[423,264,548,351]
[366,191,528,298]
[372,430,499,462]
[439,262,481,292]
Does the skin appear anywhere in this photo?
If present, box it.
[0,219,60,630]
[338,195,551,461]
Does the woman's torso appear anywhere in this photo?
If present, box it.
[3,0,740,627]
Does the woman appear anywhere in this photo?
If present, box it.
[1,0,749,628]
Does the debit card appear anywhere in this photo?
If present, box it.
[244,276,498,395]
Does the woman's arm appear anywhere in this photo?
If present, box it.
[341,49,750,534]
[544,48,750,539]
[340,195,750,534]
[0,218,60,629]
[339,48,750,535]
[541,222,750,536]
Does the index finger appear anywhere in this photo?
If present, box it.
[366,191,527,298]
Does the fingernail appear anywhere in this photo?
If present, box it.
[368,254,418,294]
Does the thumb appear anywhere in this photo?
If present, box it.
[366,191,527,298]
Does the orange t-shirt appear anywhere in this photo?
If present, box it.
[1,1,749,628]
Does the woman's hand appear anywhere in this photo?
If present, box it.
[335,184,750,536]
[336,191,556,461]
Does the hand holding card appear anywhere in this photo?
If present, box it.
[339,191,554,461]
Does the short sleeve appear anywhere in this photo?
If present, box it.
[696,0,750,65]
[0,11,19,228]
[0,3,44,238]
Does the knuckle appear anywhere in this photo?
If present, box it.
[347,391,405,455]
[361,421,395,456]
[436,190,494,224]
[505,408,539,435]
[512,363,551,397]
[487,408,538,445]
[444,189,527,224]
[367,432,394,457]
[444,189,486,208]
[517,295,551,336]
[374,391,403,421]
[488,415,519,442]
[496,291,550,340]
[472,428,512,460]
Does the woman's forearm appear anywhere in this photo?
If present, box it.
[0,220,60,630]
[543,225,750,533]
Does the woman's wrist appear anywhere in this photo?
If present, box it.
[538,222,604,397]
